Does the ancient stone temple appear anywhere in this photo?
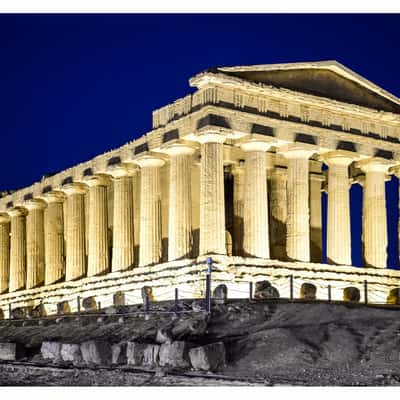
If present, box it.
[1,60,400,316]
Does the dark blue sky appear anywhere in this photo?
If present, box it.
[0,14,399,266]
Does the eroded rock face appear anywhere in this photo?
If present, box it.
[159,341,190,369]
[213,284,228,304]
[61,344,82,365]
[254,280,280,299]
[343,287,360,302]
[41,341,62,362]
[189,342,226,372]
[126,342,147,366]
[111,343,127,365]
[300,283,317,300]
[80,340,111,365]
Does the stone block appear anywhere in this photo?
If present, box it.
[57,301,71,315]
[155,327,172,344]
[189,342,226,372]
[159,341,190,369]
[254,280,280,299]
[30,303,46,318]
[126,342,147,366]
[82,297,97,312]
[387,288,400,305]
[343,287,360,302]
[113,291,125,306]
[143,344,160,367]
[11,307,26,320]
[300,283,317,300]
[61,344,82,365]
[41,341,62,362]
[213,284,228,304]
[141,286,154,303]
[112,343,127,365]
[80,340,112,365]
[0,342,23,361]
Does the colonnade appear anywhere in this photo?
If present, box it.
[0,134,396,294]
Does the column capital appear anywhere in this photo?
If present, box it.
[321,150,358,166]
[24,198,47,211]
[389,164,400,178]
[0,213,10,223]
[106,163,138,178]
[240,139,274,153]
[277,144,316,160]
[357,158,395,174]
[8,207,27,217]
[194,131,226,145]
[134,154,166,168]
[84,174,111,187]
[42,190,66,204]
[61,182,88,196]
[157,142,197,157]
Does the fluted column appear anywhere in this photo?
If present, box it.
[86,175,110,277]
[135,156,165,267]
[198,133,226,255]
[162,144,195,261]
[63,183,87,281]
[25,199,46,289]
[281,148,315,262]
[9,207,27,292]
[0,213,10,293]
[359,159,391,268]
[44,191,65,285]
[108,164,136,272]
[232,162,245,256]
[309,173,324,263]
[241,140,272,258]
[270,167,288,260]
[323,151,354,265]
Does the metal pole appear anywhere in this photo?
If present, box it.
[77,296,81,318]
[249,282,253,302]
[97,301,101,313]
[364,280,368,305]
[289,275,294,301]
[328,285,332,303]
[8,303,11,320]
[145,293,150,315]
[40,300,43,318]
[205,257,213,314]
[174,288,179,314]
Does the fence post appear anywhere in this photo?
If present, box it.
[174,288,179,314]
[328,285,332,303]
[97,301,101,313]
[8,303,11,320]
[364,280,368,305]
[205,257,212,314]
[40,300,43,318]
[289,275,294,301]
[249,282,253,302]
[144,292,150,316]
[77,296,81,318]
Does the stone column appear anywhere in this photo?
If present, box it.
[309,173,324,263]
[108,164,136,272]
[162,144,195,261]
[0,214,10,293]
[198,133,226,255]
[232,162,245,256]
[359,159,391,268]
[241,140,272,258]
[63,183,87,281]
[323,151,354,266]
[25,199,46,289]
[135,156,165,267]
[44,191,65,285]
[9,207,27,292]
[86,175,110,277]
[281,148,315,262]
[270,167,288,260]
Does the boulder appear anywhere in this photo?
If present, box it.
[111,343,127,365]
[61,344,82,365]
[0,342,24,361]
[41,341,62,362]
[189,342,226,372]
[300,283,317,300]
[387,288,400,305]
[143,344,160,367]
[126,342,147,366]
[80,340,112,366]
[254,280,280,299]
[82,297,97,312]
[159,341,190,369]
[343,287,360,302]
[113,291,125,306]
[141,286,154,303]
[213,284,228,304]
[57,301,71,315]
[171,315,208,339]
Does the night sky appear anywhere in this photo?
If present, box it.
[0,14,399,267]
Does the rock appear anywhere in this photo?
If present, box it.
[191,300,204,312]
[126,342,147,366]
[343,287,360,302]
[159,341,190,369]
[30,303,46,318]
[57,301,71,315]
[82,297,97,312]
[387,288,400,304]
[189,342,226,372]
[0,342,24,361]
[141,286,154,304]
[254,280,280,299]
[213,284,228,304]
[11,307,26,320]
[113,291,125,306]
[80,340,112,366]
[143,344,160,367]
[41,341,62,362]
[300,283,317,300]
[155,328,173,344]
[171,315,208,339]
[111,343,127,365]
[61,344,82,365]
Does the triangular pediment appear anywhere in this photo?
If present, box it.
[213,61,400,114]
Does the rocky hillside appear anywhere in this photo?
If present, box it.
[1,300,400,385]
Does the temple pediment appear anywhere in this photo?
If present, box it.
[211,61,400,114]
